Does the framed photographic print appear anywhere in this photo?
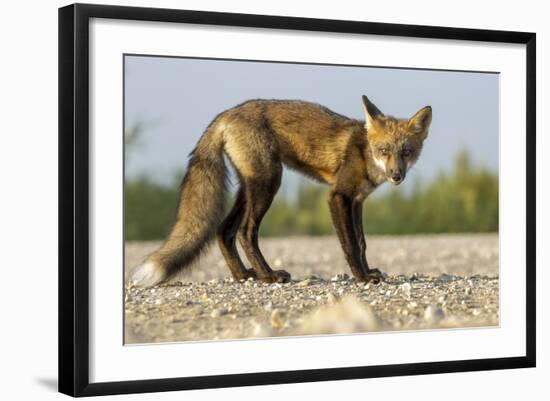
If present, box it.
[58,3,536,397]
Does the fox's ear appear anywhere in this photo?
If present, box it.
[362,95,384,131]
[408,106,432,138]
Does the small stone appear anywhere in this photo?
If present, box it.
[297,279,312,287]
[331,273,349,282]
[154,299,162,305]
[306,273,323,281]
[252,322,272,337]
[327,293,337,303]
[210,309,226,318]
[270,309,287,329]
[424,304,445,323]
[399,282,412,298]
[439,274,455,283]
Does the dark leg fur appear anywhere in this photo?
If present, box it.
[217,188,257,280]
[328,191,365,280]
[238,169,291,283]
[352,200,384,283]
[352,201,369,271]
[329,192,383,283]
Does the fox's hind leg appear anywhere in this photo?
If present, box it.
[238,165,291,283]
[217,187,257,281]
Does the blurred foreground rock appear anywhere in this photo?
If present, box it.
[292,296,384,335]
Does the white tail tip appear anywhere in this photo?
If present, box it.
[130,261,166,287]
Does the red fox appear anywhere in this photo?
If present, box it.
[131,96,432,286]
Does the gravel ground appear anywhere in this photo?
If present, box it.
[124,234,499,344]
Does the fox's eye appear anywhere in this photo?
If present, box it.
[402,148,414,157]
[379,148,389,156]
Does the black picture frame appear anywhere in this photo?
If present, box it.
[58,3,536,397]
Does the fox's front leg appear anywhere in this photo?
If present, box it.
[352,200,384,283]
[328,191,377,282]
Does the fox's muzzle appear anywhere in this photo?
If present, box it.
[388,169,405,185]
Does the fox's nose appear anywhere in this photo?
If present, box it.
[391,172,402,183]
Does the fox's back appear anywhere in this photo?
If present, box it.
[218,99,364,183]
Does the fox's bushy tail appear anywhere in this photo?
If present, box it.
[130,123,227,286]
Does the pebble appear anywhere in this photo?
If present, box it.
[297,279,313,287]
[331,273,349,282]
[270,309,287,329]
[424,304,445,323]
[306,273,323,281]
[210,309,227,318]
[399,282,412,298]
[252,322,272,337]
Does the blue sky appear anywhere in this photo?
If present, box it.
[124,55,499,196]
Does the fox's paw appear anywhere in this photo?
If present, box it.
[234,268,258,282]
[130,261,167,287]
[259,269,292,284]
[363,268,385,285]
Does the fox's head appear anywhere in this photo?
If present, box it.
[362,95,432,185]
